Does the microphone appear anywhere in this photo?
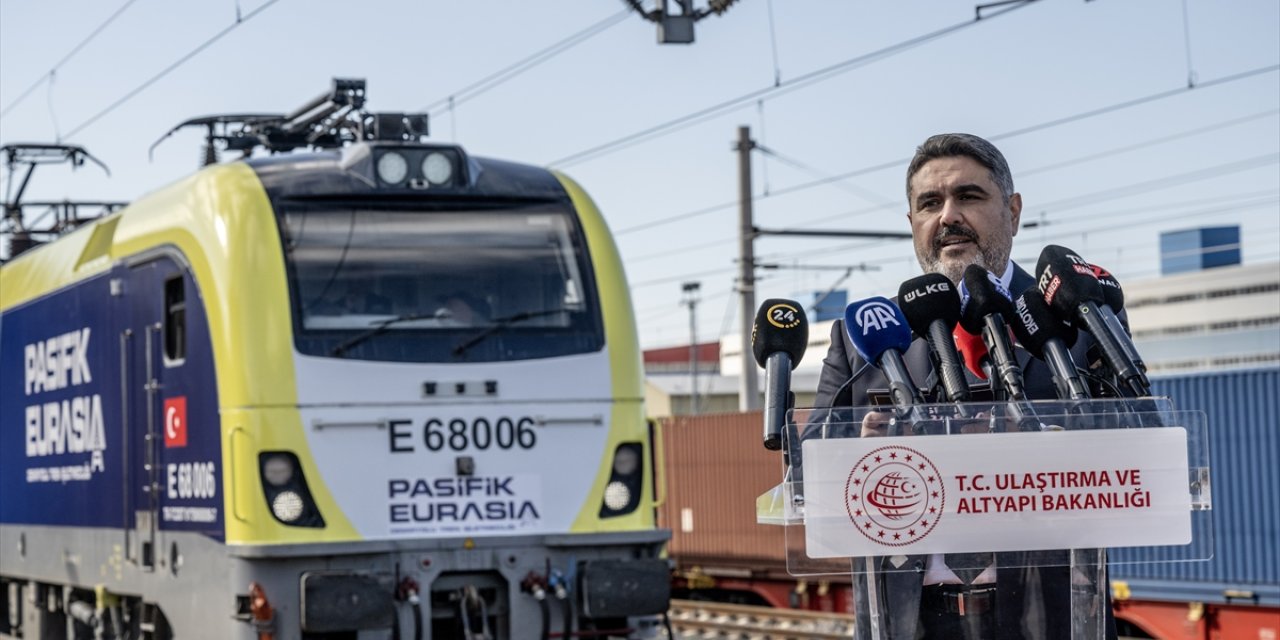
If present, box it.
[844,297,924,420]
[952,324,993,383]
[1091,263,1147,377]
[898,274,971,405]
[1036,246,1151,397]
[1009,290,1090,400]
[752,299,809,450]
[958,265,1028,401]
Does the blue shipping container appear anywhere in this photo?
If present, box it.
[1110,367,1280,607]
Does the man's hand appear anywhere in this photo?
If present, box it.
[860,411,892,437]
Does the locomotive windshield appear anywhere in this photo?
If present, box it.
[278,202,604,362]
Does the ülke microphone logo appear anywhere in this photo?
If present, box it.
[901,281,950,304]
[845,445,944,546]
[854,301,901,335]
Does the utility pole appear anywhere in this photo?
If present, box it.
[736,126,760,411]
[682,281,701,414]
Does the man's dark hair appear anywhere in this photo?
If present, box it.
[906,133,1014,204]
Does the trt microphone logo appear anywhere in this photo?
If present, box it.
[1038,265,1062,305]
[901,281,950,304]
[854,301,902,335]
[1066,252,1096,277]
[164,396,188,448]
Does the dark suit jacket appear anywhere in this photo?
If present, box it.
[806,263,1118,640]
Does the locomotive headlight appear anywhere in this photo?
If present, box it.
[272,491,305,522]
[603,481,631,512]
[258,451,325,528]
[599,442,644,518]
[612,446,640,476]
[262,455,295,487]
[421,152,453,185]
[376,151,409,184]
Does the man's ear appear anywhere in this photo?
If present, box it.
[1008,192,1023,237]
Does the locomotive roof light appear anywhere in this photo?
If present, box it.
[375,150,409,185]
[421,152,453,185]
[339,143,470,190]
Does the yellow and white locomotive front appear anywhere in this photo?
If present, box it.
[234,143,668,638]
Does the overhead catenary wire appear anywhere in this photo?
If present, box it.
[0,0,141,119]
[761,168,1280,266]
[547,0,1040,168]
[612,65,1280,238]
[622,145,1280,270]
[61,0,284,140]
[619,109,1280,266]
[417,9,631,116]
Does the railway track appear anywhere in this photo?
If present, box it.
[667,599,856,639]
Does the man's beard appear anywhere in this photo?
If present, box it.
[916,223,1013,284]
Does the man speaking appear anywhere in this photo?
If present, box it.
[811,133,1118,639]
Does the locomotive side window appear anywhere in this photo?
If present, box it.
[278,203,603,363]
[164,274,187,363]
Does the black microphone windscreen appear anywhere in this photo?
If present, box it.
[959,264,1016,334]
[1035,245,1105,318]
[751,298,809,369]
[1091,263,1125,311]
[897,273,962,338]
[1010,291,1079,357]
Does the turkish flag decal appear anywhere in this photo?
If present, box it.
[164,396,188,448]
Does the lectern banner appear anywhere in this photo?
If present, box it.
[802,428,1191,558]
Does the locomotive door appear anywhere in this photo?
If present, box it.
[120,256,183,571]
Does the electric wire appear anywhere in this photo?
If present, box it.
[763,185,1280,266]
[547,0,1039,168]
[1017,108,1279,179]
[756,143,897,208]
[986,65,1277,145]
[1180,0,1197,88]
[61,0,284,140]
[624,153,1280,271]
[417,9,631,116]
[0,0,141,119]
[765,0,782,87]
[612,65,1280,237]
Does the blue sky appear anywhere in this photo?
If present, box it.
[2,0,1277,348]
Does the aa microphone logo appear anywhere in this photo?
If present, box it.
[845,445,944,547]
[766,303,802,329]
[854,301,901,335]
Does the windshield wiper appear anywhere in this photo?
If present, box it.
[452,309,570,356]
[330,312,436,357]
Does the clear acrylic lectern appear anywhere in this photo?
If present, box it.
[758,397,1212,640]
